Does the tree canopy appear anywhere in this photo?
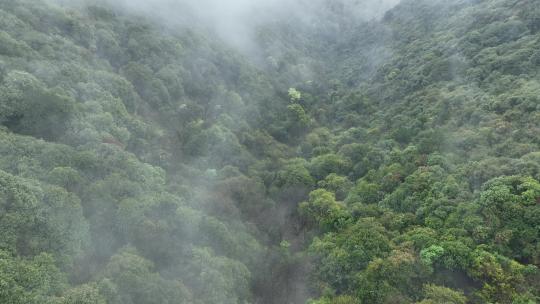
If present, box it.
[0,0,538,303]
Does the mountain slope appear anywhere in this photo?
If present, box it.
[0,0,538,304]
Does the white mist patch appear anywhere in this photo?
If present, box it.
[185,0,402,49]
[52,0,401,53]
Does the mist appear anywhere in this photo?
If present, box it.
[54,0,401,54]
[5,0,536,304]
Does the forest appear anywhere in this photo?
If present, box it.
[0,0,538,303]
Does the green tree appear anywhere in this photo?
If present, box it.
[416,284,467,304]
[299,189,349,230]
[0,250,66,304]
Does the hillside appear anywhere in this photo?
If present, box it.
[0,0,538,303]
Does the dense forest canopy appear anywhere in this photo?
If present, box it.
[0,0,539,303]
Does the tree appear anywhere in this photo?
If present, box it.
[288,87,302,102]
[309,218,392,293]
[276,158,315,189]
[0,250,66,304]
[357,249,429,303]
[0,71,75,140]
[416,284,467,304]
[318,174,353,201]
[299,189,349,230]
[286,103,311,137]
[100,248,192,304]
[478,176,540,262]
[60,284,106,304]
[310,154,352,180]
[0,170,88,262]
[345,180,382,205]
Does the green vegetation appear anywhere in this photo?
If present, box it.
[0,0,538,303]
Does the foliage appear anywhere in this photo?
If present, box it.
[0,0,538,303]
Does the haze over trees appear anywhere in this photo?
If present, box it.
[0,0,539,303]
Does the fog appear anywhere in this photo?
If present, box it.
[30,0,398,303]
[55,0,400,54]
[4,0,538,303]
